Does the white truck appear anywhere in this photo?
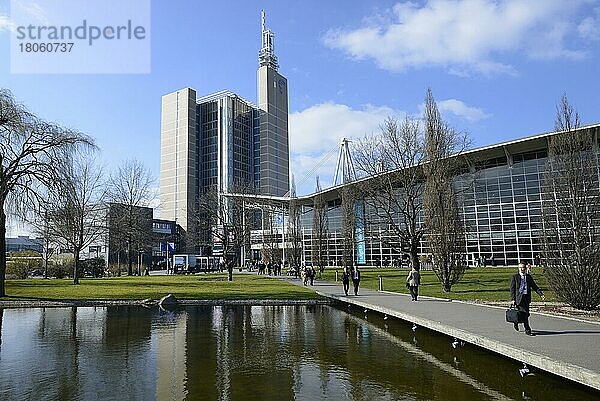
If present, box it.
[172,254,196,274]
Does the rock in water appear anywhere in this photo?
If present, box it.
[159,294,178,308]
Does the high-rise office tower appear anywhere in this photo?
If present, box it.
[160,87,196,235]
[160,11,289,248]
[257,10,290,197]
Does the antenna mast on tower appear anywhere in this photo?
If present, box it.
[259,10,279,70]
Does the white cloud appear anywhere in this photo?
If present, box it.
[1,2,48,33]
[289,98,489,194]
[324,0,589,74]
[289,102,398,154]
[0,14,16,32]
[437,99,491,123]
[290,153,338,195]
[578,8,600,41]
[16,2,48,24]
[289,102,403,195]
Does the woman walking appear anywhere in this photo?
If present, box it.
[406,266,421,301]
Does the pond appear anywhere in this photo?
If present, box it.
[0,305,596,400]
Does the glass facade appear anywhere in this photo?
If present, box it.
[196,95,255,194]
[198,101,219,191]
[293,126,600,267]
[459,150,547,266]
[229,97,254,189]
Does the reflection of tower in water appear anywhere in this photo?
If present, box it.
[155,311,188,400]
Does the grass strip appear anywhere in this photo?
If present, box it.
[2,267,555,303]
[2,274,322,301]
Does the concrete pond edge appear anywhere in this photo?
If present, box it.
[323,291,600,392]
[0,298,332,308]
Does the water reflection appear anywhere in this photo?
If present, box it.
[0,305,597,401]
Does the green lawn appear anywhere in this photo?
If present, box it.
[1,267,554,303]
[1,273,322,301]
[319,267,555,302]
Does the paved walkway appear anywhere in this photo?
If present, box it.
[279,275,600,391]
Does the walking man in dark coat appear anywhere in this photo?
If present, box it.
[352,266,361,295]
[510,262,545,335]
[341,267,350,296]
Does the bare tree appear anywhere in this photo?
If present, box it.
[287,176,303,271]
[29,206,57,279]
[241,201,253,267]
[0,89,92,295]
[260,207,277,263]
[541,94,600,310]
[422,89,469,292]
[311,176,328,273]
[232,185,261,268]
[107,159,156,276]
[354,116,425,270]
[45,150,106,284]
[340,185,357,270]
[194,185,254,280]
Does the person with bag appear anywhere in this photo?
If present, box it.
[406,266,420,301]
[510,262,545,335]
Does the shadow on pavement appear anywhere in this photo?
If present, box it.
[533,330,600,336]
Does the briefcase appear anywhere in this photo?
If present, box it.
[505,306,526,323]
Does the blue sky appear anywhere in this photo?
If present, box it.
[2,0,600,233]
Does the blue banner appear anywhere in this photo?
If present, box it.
[354,201,366,264]
[275,212,283,226]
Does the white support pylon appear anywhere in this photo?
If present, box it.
[333,138,356,186]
